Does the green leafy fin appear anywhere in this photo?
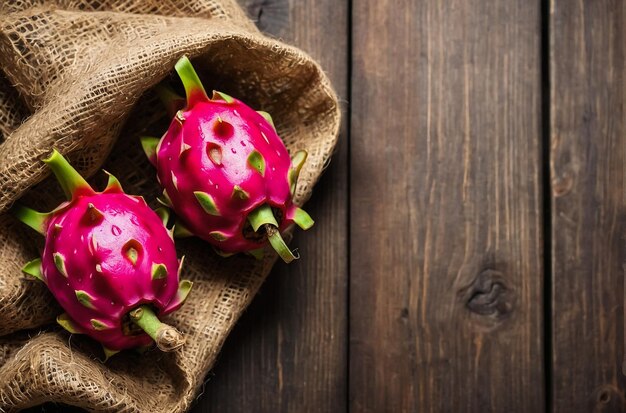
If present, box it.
[171,172,180,191]
[256,111,275,131]
[247,150,266,176]
[156,189,173,209]
[154,207,170,226]
[22,258,43,281]
[75,290,96,309]
[11,205,49,235]
[174,55,209,107]
[231,185,249,200]
[194,191,220,216]
[122,239,141,266]
[132,195,148,206]
[289,150,308,195]
[102,346,119,362]
[292,208,314,230]
[177,255,185,277]
[175,279,193,306]
[57,313,81,334]
[140,137,160,166]
[173,220,194,238]
[212,90,234,103]
[90,319,112,330]
[44,149,94,199]
[209,231,228,242]
[151,263,168,280]
[53,252,68,277]
[103,170,123,193]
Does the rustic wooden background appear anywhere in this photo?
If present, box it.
[26,0,624,412]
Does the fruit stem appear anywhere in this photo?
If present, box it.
[11,205,48,235]
[129,305,185,351]
[247,204,297,263]
[174,55,209,108]
[265,224,297,263]
[247,204,278,231]
[44,149,93,199]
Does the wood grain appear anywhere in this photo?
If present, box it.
[21,1,626,411]
[349,0,544,411]
[192,0,349,412]
[550,1,625,412]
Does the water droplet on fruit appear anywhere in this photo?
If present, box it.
[110,301,115,306]
[240,140,246,147]
[215,184,219,190]
[158,246,162,252]
[73,249,77,255]
[130,216,139,225]
[271,167,276,172]
[111,225,122,236]
[231,148,237,154]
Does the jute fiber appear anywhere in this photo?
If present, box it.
[0,1,340,411]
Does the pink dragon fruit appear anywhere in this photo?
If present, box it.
[141,56,313,262]
[12,150,192,359]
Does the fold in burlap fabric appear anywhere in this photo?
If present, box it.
[0,1,340,411]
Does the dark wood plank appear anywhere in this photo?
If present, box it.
[550,2,625,411]
[349,0,544,411]
[192,1,349,412]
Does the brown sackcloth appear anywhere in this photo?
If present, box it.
[0,1,340,411]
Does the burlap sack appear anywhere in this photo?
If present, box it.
[0,1,340,411]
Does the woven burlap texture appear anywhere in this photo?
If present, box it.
[0,1,340,412]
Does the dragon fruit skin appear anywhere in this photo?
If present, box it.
[154,95,294,252]
[142,56,313,262]
[12,150,192,358]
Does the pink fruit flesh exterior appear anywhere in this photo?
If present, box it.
[42,191,181,351]
[156,98,297,252]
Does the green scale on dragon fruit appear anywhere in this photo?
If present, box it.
[12,150,193,360]
[141,56,314,263]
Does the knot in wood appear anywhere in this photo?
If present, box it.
[463,269,514,321]
[593,385,625,412]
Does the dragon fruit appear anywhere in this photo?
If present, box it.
[12,150,192,359]
[140,56,313,262]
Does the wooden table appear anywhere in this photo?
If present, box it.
[28,0,624,412]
